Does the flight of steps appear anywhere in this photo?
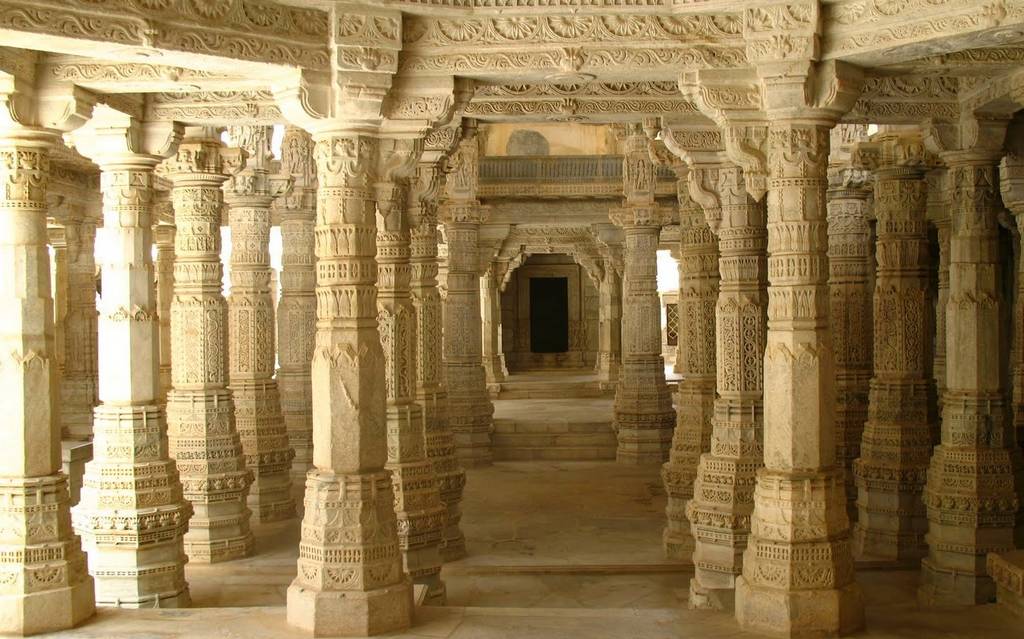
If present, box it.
[495,379,611,400]
[492,416,617,461]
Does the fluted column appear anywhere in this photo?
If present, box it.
[224,125,295,523]
[277,126,317,491]
[920,126,1020,605]
[442,129,494,467]
[286,130,412,637]
[481,263,508,387]
[163,128,254,564]
[0,123,95,634]
[851,131,935,561]
[661,168,718,560]
[376,160,446,604]
[827,152,873,524]
[154,196,175,403]
[69,112,192,607]
[735,118,863,636]
[611,124,674,463]
[687,163,767,610]
[60,212,99,440]
[410,156,467,562]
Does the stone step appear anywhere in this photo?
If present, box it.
[497,385,609,400]
[493,446,617,461]
[492,432,618,449]
[493,419,612,434]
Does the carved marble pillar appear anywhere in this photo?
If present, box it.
[376,159,446,603]
[595,250,622,385]
[60,212,99,440]
[661,169,718,560]
[673,251,686,374]
[0,124,95,634]
[826,164,873,524]
[286,130,412,636]
[163,128,254,564]
[48,224,67,378]
[687,163,767,610]
[154,195,175,403]
[851,132,935,561]
[276,126,317,490]
[224,125,295,523]
[920,131,1020,605]
[611,125,675,463]
[70,113,192,607]
[735,120,863,636]
[442,131,494,467]
[481,263,508,387]
[410,157,467,562]
[928,169,951,422]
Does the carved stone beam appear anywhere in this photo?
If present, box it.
[959,67,1024,120]
[146,90,282,126]
[822,0,1024,67]
[1,50,96,133]
[845,75,961,125]
[40,55,263,94]
[0,0,329,76]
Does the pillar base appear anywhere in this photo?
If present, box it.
[96,585,190,609]
[736,576,864,638]
[287,578,413,637]
[689,577,736,611]
[184,530,254,565]
[440,527,468,562]
[662,529,694,561]
[0,579,95,636]
[919,557,996,606]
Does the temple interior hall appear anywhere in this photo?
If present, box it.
[5,1,1024,638]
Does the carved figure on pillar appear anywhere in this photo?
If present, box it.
[224,124,296,523]
[276,126,317,494]
[69,107,193,607]
[851,129,936,562]
[163,128,254,564]
[442,123,495,467]
[609,123,675,464]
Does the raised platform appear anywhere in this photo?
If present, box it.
[989,551,1024,617]
[494,370,613,400]
[492,398,616,461]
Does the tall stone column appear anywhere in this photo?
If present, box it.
[60,211,99,440]
[376,147,446,603]
[661,167,718,560]
[48,224,67,378]
[595,245,622,385]
[686,162,767,610]
[286,129,412,637]
[928,169,951,421]
[277,126,317,491]
[0,121,95,634]
[224,125,295,523]
[826,142,873,523]
[920,120,1020,605]
[410,150,467,562]
[735,116,863,635]
[610,124,675,463]
[163,128,254,563]
[851,131,935,561]
[69,110,192,607]
[154,196,175,403]
[442,128,494,467]
[481,263,508,387]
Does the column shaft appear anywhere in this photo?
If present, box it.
[0,127,95,634]
[60,214,99,440]
[662,181,718,560]
[225,125,295,523]
[164,132,254,563]
[286,131,412,637]
[154,213,175,403]
[826,169,873,524]
[480,266,508,387]
[735,121,863,636]
[72,149,191,607]
[688,165,766,610]
[595,264,622,386]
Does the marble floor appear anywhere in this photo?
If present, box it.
[42,461,1024,638]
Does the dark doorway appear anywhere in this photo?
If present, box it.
[529,277,569,353]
